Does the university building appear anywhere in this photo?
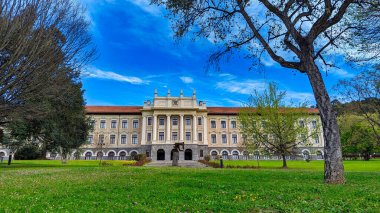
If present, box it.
[0,90,325,161]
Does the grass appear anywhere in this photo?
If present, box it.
[0,160,379,212]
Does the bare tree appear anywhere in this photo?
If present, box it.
[152,0,379,184]
[0,0,95,125]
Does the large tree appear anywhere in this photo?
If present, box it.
[0,0,95,126]
[152,0,378,183]
[239,83,319,168]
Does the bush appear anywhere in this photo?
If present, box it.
[14,144,42,160]
[204,155,210,161]
[134,154,147,161]
[198,160,220,168]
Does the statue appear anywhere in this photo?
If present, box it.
[172,142,184,166]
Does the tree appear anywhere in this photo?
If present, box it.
[238,83,319,168]
[0,0,95,126]
[151,0,380,183]
[336,69,380,144]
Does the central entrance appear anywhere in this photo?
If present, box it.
[157,149,165,161]
[184,149,192,160]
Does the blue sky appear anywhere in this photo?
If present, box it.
[80,0,356,107]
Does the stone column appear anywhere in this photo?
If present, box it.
[141,115,146,145]
[180,114,184,142]
[193,114,197,144]
[153,115,157,143]
[166,114,171,143]
[203,115,208,145]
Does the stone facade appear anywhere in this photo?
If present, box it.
[0,90,325,161]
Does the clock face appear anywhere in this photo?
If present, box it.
[172,100,178,106]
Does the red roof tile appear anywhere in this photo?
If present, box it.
[85,106,142,114]
[208,107,319,115]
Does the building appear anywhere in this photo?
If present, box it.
[0,89,325,161]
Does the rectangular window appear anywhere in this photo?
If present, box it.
[222,134,227,144]
[172,117,178,126]
[100,120,106,129]
[121,135,127,144]
[314,136,320,144]
[132,135,138,144]
[186,132,191,141]
[211,121,216,128]
[186,117,191,126]
[110,135,116,144]
[159,117,165,126]
[122,120,128,128]
[133,120,138,128]
[99,135,105,145]
[221,121,226,128]
[172,132,178,141]
[90,120,96,128]
[231,121,237,129]
[147,117,152,125]
[232,134,237,144]
[147,133,151,142]
[312,120,317,128]
[111,120,117,129]
[301,134,307,143]
[299,120,305,128]
[211,134,216,144]
[159,132,164,141]
[88,135,93,144]
[198,117,202,125]
[198,133,202,141]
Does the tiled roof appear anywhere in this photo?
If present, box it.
[207,107,319,115]
[85,106,142,114]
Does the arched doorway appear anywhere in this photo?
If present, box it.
[85,152,92,160]
[119,151,127,160]
[185,149,192,160]
[243,151,249,160]
[73,152,80,160]
[157,149,165,161]
[232,151,239,160]
[96,152,103,160]
[222,151,229,160]
[316,150,323,159]
[130,151,138,160]
[211,151,218,160]
[108,152,115,160]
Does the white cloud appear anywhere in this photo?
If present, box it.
[126,0,161,16]
[331,68,355,78]
[216,80,267,95]
[83,67,149,85]
[179,76,194,84]
[285,91,315,105]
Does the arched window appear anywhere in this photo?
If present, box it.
[222,151,229,160]
[316,150,323,160]
[108,151,115,160]
[243,151,249,160]
[211,151,218,160]
[0,152,5,158]
[85,152,92,160]
[130,151,138,160]
[157,149,165,161]
[302,150,310,160]
[73,152,80,160]
[119,151,127,160]
[232,151,239,160]
[96,152,103,160]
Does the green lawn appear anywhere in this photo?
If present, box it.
[0,160,379,212]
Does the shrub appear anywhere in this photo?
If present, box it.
[14,144,42,160]
[134,154,147,161]
[100,161,112,166]
[204,155,210,161]
[198,160,220,168]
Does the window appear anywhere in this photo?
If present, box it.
[110,135,115,144]
[90,120,95,128]
[314,136,320,144]
[147,117,152,125]
[198,117,202,125]
[211,134,216,144]
[172,132,178,141]
[172,117,178,125]
[186,132,191,141]
[222,151,228,159]
[301,134,307,143]
[222,134,227,144]
[221,121,226,128]
[299,120,305,128]
[98,135,105,145]
[121,135,127,144]
[312,120,317,128]
[100,120,106,129]
[198,133,202,141]
[232,134,237,144]
[147,133,151,142]
[200,150,204,157]
[122,120,128,128]
[88,135,93,144]
[133,120,138,128]
[159,132,164,141]
[231,121,237,128]
[132,135,138,144]
[186,117,191,125]
[211,120,216,128]
[111,120,117,128]
[232,151,239,159]
[159,117,165,126]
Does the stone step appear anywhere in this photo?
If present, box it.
[145,160,207,168]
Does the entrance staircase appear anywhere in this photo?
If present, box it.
[145,160,207,168]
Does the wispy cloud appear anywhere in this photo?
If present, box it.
[179,76,194,84]
[216,80,267,95]
[83,67,149,85]
[330,68,355,78]
[126,0,161,16]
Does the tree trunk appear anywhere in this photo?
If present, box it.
[305,61,345,184]
[282,154,287,168]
